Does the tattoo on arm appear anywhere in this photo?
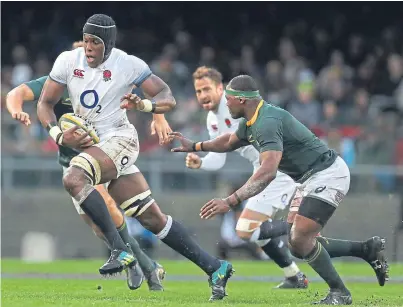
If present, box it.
[226,150,282,206]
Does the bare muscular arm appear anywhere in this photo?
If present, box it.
[140,74,176,113]
[225,150,282,206]
[6,84,35,125]
[170,132,248,153]
[37,78,65,128]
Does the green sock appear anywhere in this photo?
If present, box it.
[317,237,365,258]
[118,221,156,275]
[305,241,348,292]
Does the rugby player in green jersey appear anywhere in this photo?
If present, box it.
[171,75,389,305]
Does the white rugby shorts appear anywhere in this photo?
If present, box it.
[245,171,297,217]
[295,156,350,208]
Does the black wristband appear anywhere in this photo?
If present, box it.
[234,192,242,205]
[46,122,58,132]
[224,198,233,209]
[151,99,157,113]
[192,142,196,151]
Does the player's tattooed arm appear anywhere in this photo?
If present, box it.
[170,132,248,153]
[37,78,65,128]
[225,150,282,207]
[141,74,176,113]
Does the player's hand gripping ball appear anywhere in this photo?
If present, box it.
[59,113,100,149]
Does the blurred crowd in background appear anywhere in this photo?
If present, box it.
[2,3,403,187]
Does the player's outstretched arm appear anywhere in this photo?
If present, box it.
[225,150,282,207]
[6,84,35,126]
[170,132,247,153]
[199,150,282,219]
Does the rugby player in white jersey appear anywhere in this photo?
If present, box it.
[185,66,308,289]
[37,14,233,301]
[6,41,170,291]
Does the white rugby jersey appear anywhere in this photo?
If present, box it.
[49,47,151,137]
[201,95,261,171]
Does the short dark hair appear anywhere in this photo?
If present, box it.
[193,66,223,84]
[228,75,258,91]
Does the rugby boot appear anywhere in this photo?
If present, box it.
[99,249,136,276]
[125,260,144,290]
[312,289,352,305]
[208,260,234,301]
[362,236,389,286]
[274,271,309,289]
[145,262,166,291]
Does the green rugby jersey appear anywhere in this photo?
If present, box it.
[25,76,79,168]
[235,101,337,182]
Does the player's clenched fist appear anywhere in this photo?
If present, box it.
[12,111,31,126]
[186,153,201,169]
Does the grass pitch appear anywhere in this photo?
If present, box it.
[2,259,403,307]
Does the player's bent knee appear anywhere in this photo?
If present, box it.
[63,166,88,191]
[289,230,316,258]
[69,153,102,186]
[119,190,154,218]
[236,218,262,241]
[137,202,168,234]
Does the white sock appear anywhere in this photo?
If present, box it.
[283,261,300,278]
[156,215,173,239]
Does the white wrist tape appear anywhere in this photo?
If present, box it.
[141,99,154,112]
[49,126,63,145]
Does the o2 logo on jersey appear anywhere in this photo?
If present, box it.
[73,69,85,78]
[80,90,102,114]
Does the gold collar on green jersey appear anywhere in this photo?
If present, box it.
[246,100,264,126]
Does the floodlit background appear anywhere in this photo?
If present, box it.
[1,2,403,262]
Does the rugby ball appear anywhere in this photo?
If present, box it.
[58,113,100,144]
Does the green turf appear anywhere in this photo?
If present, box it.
[2,279,402,307]
[2,258,403,277]
[2,260,402,306]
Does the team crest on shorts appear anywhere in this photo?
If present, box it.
[103,70,112,82]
